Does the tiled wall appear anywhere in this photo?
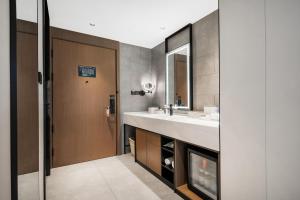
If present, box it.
[151,42,166,107]
[119,43,153,114]
[120,11,219,151]
[193,11,219,110]
[151,10,219,111]
[119,43,153,153]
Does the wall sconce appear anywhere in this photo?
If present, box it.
[142,82,155,94]
[131,82,155,96]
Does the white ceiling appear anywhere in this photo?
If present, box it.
[17,0,218,48]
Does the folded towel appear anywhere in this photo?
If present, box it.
[171,161,174,168]
[164,157,174,165]
[163,142,174,149]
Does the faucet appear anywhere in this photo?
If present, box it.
[169,104,173,116]
[163,104,174,116]
[163,105,169,115]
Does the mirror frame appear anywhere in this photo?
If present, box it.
[10,0,18,199]
[166,43,191,109]
[10,0,48,199]
[165,24,193,110]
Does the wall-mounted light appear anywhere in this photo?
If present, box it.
[142,82,155,94]
[131,82,155,96]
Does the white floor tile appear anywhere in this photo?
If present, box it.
[18,172,39,200]
[46,154,182,200]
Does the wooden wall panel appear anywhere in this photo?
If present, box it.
[17,20,39,175]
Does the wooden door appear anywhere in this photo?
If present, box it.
[53,39,117,167]
[17,32,39,174]
[136,129,147,165]
[146,132,161,175]
[136,129,161,175]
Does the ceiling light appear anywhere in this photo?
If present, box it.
[160,26,166,31]
[89,23,96,27]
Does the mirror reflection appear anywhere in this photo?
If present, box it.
[166,44,190,109]
[17,0,39,199]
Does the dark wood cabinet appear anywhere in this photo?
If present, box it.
[147,133,161,175]
[136,128,161,175]
[136,129,147,165]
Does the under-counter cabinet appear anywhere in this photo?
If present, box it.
[136,128,161,175]
[134,127,219,200]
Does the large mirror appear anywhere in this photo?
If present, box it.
[165,24,193,110]
[16,0,40,199]
[166,44,191,109]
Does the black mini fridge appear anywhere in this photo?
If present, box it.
[187,148,219,200]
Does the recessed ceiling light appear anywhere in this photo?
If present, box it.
[160,26,166,31]
[89,23,96,27]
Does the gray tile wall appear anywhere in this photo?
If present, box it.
[151,10,219,111]
[119,43,153,153]
[193,11,219,110]
[151,42,166,107]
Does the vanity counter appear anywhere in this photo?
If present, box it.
[123,112,219,151]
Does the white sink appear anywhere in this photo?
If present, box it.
[123,112,219,151]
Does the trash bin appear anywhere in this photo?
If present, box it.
[129,137,135,156]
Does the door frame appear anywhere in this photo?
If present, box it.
[10,0,18,199]
[48,27,120,169]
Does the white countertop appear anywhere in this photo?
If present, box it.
[123,112,219,151]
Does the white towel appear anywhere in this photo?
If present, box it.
[171,161,174,168]
[163,142,174,149]
[164,157,174,165]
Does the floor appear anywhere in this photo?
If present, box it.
[19,172,39,200]
[47,154,183,200]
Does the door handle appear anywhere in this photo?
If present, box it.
[105,106,110,118]
[109,95,115,115]
[106,95,115,120]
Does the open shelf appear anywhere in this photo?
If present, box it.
[161,167,174,187]
[161,152,174,165]
[161,135,175,187]
[161,136,174,149]
[177,184,203,200]
[161,146,174,154]
[161,163,174,173]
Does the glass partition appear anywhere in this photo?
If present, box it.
[16,0,39,199]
